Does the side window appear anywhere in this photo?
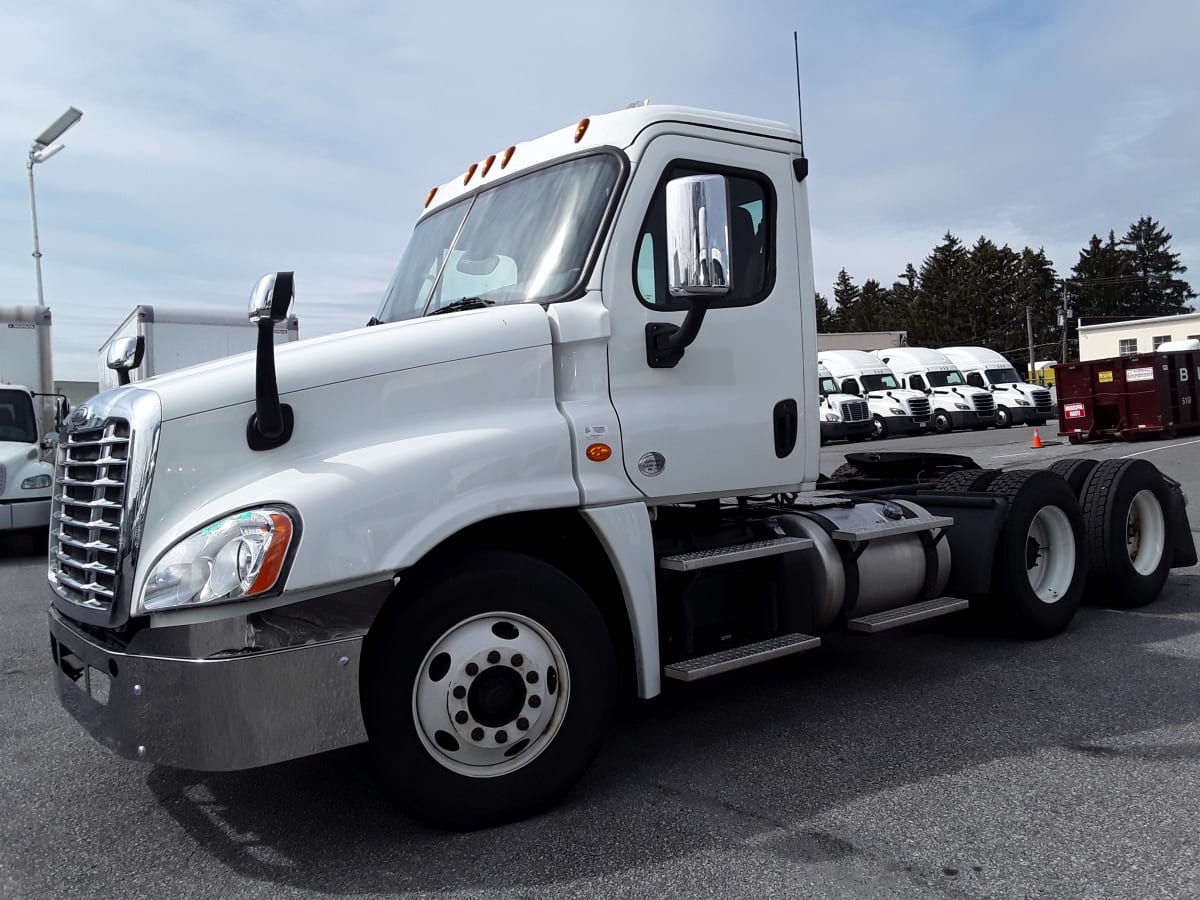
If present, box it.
[841,378,859,395]
[966,372,985,389]
[633,164,773,309]
[909,374,927,391]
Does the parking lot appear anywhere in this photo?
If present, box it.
[3,424,1200,899]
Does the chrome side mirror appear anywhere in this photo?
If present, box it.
[248,272,295,323]
[247,272,295,450]
[665,174,732,298]
[106,336,146,386]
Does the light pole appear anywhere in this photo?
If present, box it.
[26,106,82,436]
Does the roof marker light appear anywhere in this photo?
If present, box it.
[574,118,590,143]
[424,187,438,208]
[500,146,516,169]
[463,163,478,185]
[481,154,497,177]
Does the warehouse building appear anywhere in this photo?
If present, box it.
[1078,311,1200,361]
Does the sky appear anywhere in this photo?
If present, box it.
[1,0,1197,381]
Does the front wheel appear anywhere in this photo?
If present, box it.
[995,406,1013,428]
[932,410,953,434]
[362,551,616,829]
[871,415,888,440]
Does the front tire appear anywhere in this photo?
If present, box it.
[932,410,953,434]
[995,406,1013,428]
[985,470,1087,639]
[1079,459,1173,608]
[362,551,616,829]
[871,415,888,440]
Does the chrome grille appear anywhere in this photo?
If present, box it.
[49,420,130,612]
[1031,388,1052,412]
[839,399,870,422]
[972,394,996,416]
[907,397,931,421]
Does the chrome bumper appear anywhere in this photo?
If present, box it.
[49,607,368,771]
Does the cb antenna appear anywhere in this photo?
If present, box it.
[793,31,805,158]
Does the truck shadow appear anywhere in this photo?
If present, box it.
[145,578,1200,895]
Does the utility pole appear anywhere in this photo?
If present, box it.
[1026,306,1035,383]
[1059,283,1073,364]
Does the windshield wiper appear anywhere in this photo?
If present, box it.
[428,297,495,316]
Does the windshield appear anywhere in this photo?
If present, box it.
[377,153,621,321]
[861,373,901,392]
[985,367,1023,385]
[0,389,37,443]
[927,370,967,388]
[819,377,840,395]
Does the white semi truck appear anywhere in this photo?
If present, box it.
[97,305,300,390]
[1,305,63,543]
[816,362,872,444]
[939,346,1053,428]
[875,346,997,433]
[47,105,1194,829]
[818,349,932,439]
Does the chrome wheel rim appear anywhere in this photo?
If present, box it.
[1025,505,1076,604]
[1126,489,1166,576]
[412,612,569,778]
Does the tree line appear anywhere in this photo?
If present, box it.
[817,216,1196,374]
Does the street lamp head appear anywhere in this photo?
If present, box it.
[33,106,83,149]
[30,143,65,164]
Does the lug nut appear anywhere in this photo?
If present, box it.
[511,653,524,667]
[455,711,468,725]
[465,663,478,676]
[526,671,539,684]
[528,696,541,709]
[495,730,508,744]
[487,650,501,664]
[452,685,466,700]
[471,727,484,741]
[517,717,529,731]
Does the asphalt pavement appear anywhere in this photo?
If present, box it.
[3,425,1199,899]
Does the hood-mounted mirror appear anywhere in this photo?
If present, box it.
[246,272,295,451]
[106,336,146,386]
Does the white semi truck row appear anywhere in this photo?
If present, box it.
[46,105,1194,829]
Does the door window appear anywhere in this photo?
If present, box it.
[909,374,927,391]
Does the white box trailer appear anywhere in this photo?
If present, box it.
[817,331,907,352]
[0,305,51,392]
[97,305,300,390]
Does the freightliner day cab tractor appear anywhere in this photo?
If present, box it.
[817,349,932,439]
[0,384,58,545]
[875,346,998,434]
[816,362,872,444]
[47,105,1195,829]
[939,345,1054,428]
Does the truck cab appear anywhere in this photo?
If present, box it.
[939,346,1053,428]
[816,362,872,444]
[0,384,54,544]
[817,349,931,439]
[875,347,996,433]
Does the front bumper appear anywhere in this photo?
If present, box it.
[886,415,930,436]
[820,420,874,442]
[948,410,996,428]
[49,607,368,771]
[0,497,51,532]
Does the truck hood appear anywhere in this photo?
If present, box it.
[0,439,52,498]
[127,305,554,422]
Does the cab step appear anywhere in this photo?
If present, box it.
[831,516,954,544]
[664,633,821,682]
[658,536,812,571]
[846,596,969,633]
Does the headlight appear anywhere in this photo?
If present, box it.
[823,412,840,422]
[141,507,297,612]
[888,407,906,415]
[954,403,970,410]
[21,474,52,490]
[1015,399,1031,406]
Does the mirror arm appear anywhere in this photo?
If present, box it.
[246,272,295,451]
[645,298,709,369]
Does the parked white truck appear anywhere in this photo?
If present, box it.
[875,346,997,433]
[1,305,63,543]
[818,349,932,439]
[97,305,300,390]
[48,105,1194,829]
[816,362,872,444]
[939,346,1053,428]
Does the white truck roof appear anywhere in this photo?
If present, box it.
[938,346,1014,370]
[874,347,958,374]
[817,349,894,377]
[1157,339,1200,352]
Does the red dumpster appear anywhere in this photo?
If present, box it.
[1055,350,1200,443]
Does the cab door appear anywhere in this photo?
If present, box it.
[603,132,814,501]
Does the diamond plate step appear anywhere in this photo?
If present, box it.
[846,596,969,633]
[664,633,822,682]
[831,516,954,543]
[658,536,813,572]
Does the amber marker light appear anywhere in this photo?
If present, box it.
[248,513,294,595]
[463,163,478,185]
[500,145,516,168]
[481,154,497,177]
[585,443,612,462]
[424,187,438,208]
[574,118,590,143]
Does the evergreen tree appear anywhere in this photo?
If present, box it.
[829,268,861,332]
[909,232,967,346]
[1013,247,1061,372]
[1070,231,1138,319]
[957,236,1022,354]
[844,279,894,332]
[889,263,919,335]
[1119,217,1196,314]
[814,291,833,332]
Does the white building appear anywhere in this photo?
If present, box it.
[1078,311,1200,361]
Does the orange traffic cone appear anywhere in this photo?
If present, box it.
[1031,428,1044,449]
